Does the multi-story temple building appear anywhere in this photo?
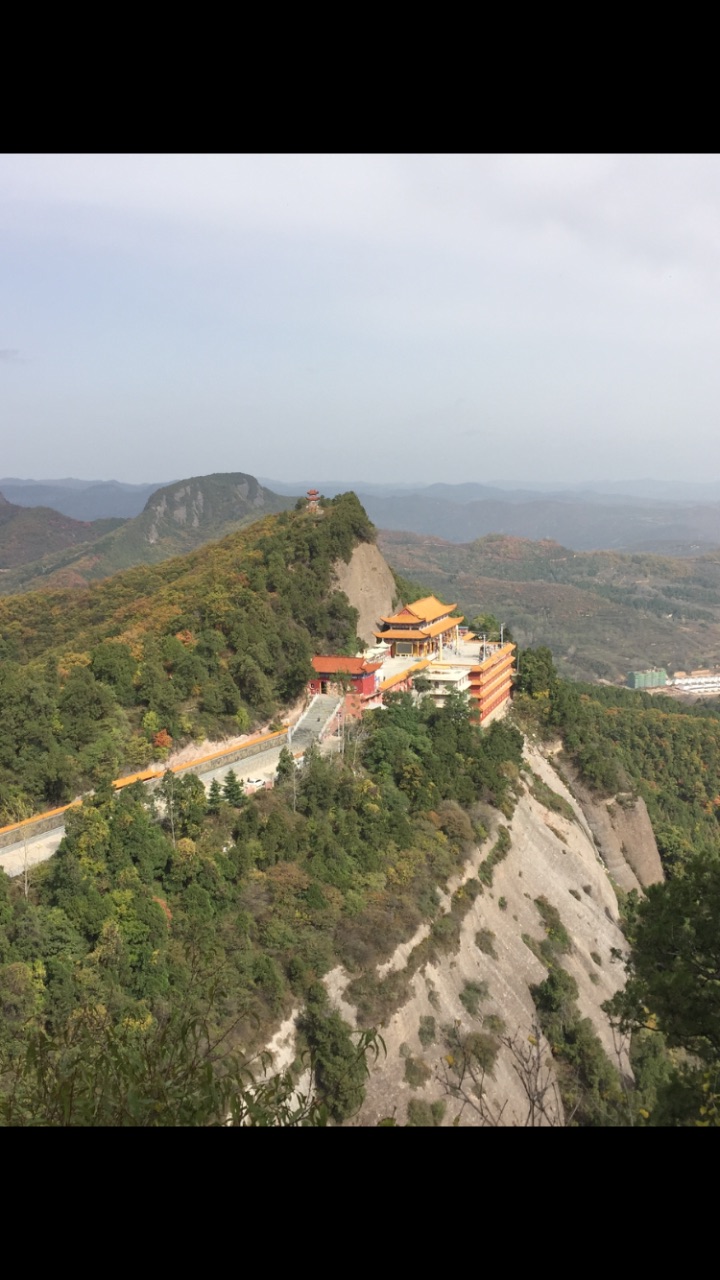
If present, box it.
[373,595,464,658]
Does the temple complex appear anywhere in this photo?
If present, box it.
[309,595,515,729]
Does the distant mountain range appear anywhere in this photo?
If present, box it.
[4,468,720,602]
[0,478,169,520]
[258,478,720,553]
[0,473,292,593]
[260,476,720,505]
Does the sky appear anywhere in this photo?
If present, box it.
[3,153,720,487]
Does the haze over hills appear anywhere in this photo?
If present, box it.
[0,478,169,521]
[261,477,720,503]
[6,472,720,557]
[0,492,123,571]
[259,478,720,554]
[360,494,720,554]
[0,473,293,594]
[380,529,720,683]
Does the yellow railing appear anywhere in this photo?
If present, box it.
[0,727,288,839]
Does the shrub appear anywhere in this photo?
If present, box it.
[459,981,490,1017]
[406,1099,445,1127]
[483,1013,506,1036]
[418,1016,437,1048]
[404,1056,432,1089]
[529,773,576,821]
[534,896,571,954]
[443,1024,500,1076]
[475,928,497,958]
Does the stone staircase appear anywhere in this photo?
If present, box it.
[290,694,342,753]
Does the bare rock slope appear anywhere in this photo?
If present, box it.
[560,760,664,891]
[332,541,397,646]
[322,741,634,1126]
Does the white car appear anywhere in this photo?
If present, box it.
[244,777,265,791]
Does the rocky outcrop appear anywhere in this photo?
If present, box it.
[319,742,632,1127]
[331,541,397,647]
[560,761,664,891]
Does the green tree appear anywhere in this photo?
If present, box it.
[298,985,371,1123]
[607,852,720,1066]
[207,778,222,815]
[222,770,245,808]
[275,747,296,785]
[515,646,558,698]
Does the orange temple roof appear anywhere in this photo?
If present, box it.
[379,595,459,626]
[311,656,382,676]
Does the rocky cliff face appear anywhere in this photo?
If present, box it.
[331,541,397,646]
[140,472,291,547]
[263,740,638,1126]
[337,743,632,1126]
[559,759,664,892]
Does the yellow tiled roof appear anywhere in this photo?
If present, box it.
[422,615,464,638]
[379,595,458,626]
[373,616,463,643]
[406,595,457,623]
[373,628,432,642]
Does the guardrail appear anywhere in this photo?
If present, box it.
[0,727,289,851]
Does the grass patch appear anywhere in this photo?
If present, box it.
[443,1023,500,1076]
[346,968,412,1028]
[483,1013,506,1036]
[590,950,602,967]
[569,888,581,901]
[523,897,572,968]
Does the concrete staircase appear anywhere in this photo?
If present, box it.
[290,695,342,752]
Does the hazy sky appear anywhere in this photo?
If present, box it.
[3,153,720,486]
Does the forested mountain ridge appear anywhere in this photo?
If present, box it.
[0,492,374,820]
[0,472,294,595]
[0,492,123,571]
[2,491,720,1124]
[380,529,720,682]
[0,675,639,1126]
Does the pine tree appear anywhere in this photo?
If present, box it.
[222,769,244,807]
[207,778,222,814]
